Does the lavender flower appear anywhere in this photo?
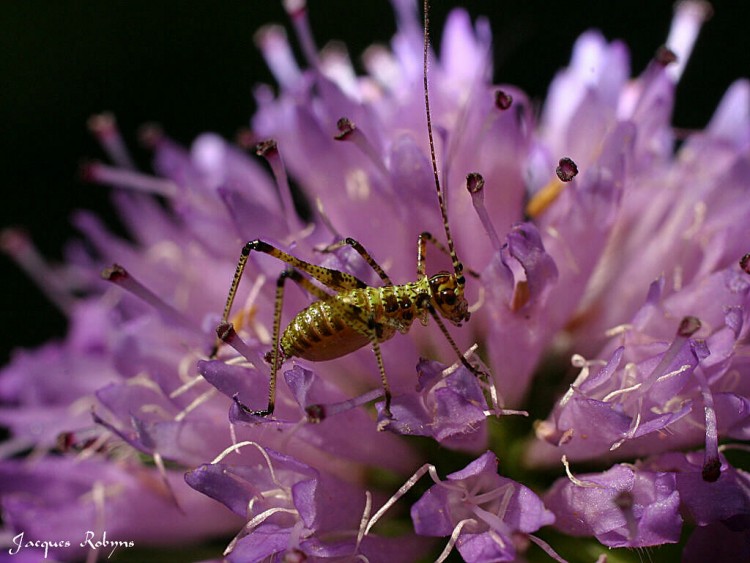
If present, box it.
[2,0,749,561]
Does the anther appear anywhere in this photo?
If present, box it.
[101,263,127,283]
[494,89,513,111]
[526,157,578,218]
[466,172,501,251]
[555,157,579,182]
[740,253,750,274]
[215,322,264,367]
[334,117,356,140]
[87,112,136,170]
[655,45,678,66]
[332,116,389,178]
[702,456,721,482]
[305,404,326,423]
[137,123,164,150]
[255,139,278,158]
[466,172,484,195]
[677,316,701,337]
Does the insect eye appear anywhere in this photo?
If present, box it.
[441,290,457,305]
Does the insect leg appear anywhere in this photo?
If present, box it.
[235,267,332,417]
[321,296,393,420]
[427,305,485,379]
[220,240,368,337]
[321,237,393,285]
[417,231,479,278]
[369,337,392,421]
[275,268,337,414]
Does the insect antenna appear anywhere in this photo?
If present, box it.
[422,0,464,283]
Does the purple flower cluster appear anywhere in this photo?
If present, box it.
[2,0,749,561]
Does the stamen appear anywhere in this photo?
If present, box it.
[471,505,511,547]
[692,366,721,482]
[244,507,298,533]
[81,161,178,198]
[169,372,205,399]
[153,451,184,514]
[602,381,643,403]
[355,491,373,550]
[87,112,136,170]
[665,0,713,82]
[315,197,344,240]
[215,321,265,368]
[253,25,301,91]
[210,441,276,481]
[365,463,440,535]
[435,519,475,563]
[174,388,218,422]
[101,264,195,329]
[0,228,76,314]
[284,0,319,69]
[255,139,304,234]
[562,455,603,488]
[334,117,390,179]
[630,316,703,402]
[526,157,578,218]
[466,172,502,251]
[528,535,568,563]
[88,481,107,563]
[309,387,384,422]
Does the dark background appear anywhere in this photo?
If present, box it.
[2,0,748,364]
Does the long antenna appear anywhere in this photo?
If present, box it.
[422,0,464,280]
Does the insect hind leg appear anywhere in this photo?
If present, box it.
[232,266,334,417]
[215,239,367,356]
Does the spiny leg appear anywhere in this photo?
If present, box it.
[428,306,487,382]
[320,237,393,286]
[237,267,332,417]
[417,231,478,279]
[369,337,393,421]
[214,239,369,357]
[316,295,394,420]
[222,240,368,324]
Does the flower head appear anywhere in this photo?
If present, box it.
[2,0,749,561]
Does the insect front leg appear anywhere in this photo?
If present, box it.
[320,237,393,286]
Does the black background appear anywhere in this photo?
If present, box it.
[2,0,748,364]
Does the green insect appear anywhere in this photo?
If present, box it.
[217,0,480,421]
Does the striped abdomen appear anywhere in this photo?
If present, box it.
[280,282,428,362]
